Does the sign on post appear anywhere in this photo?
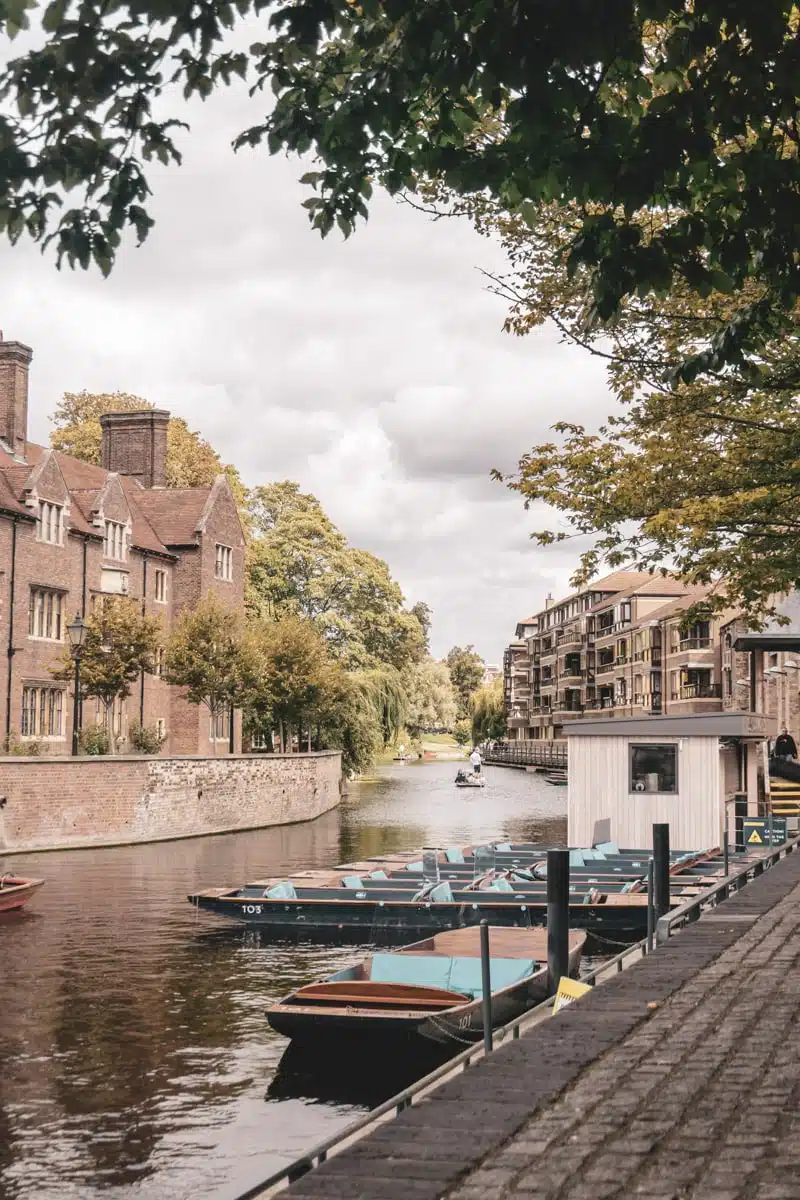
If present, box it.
[552,977,592,1013]
[742,817,787,847]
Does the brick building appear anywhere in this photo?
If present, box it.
[0,334,246,755]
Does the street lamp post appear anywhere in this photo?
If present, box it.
[66,613,88,756]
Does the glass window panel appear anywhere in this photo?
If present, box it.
[630,744,678,794]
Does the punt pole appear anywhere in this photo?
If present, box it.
[653,823,671,921]
[646,858,655,953]
[479,919,493,1054]
[547,848,570,997]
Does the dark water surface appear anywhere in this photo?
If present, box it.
[0,761,566,1200]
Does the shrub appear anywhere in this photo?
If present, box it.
[80,726,111,755]
[3,732,41,756]
[453,719,472,746]
[129,721,167,755]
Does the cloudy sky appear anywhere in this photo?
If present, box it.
[0,77,615,663]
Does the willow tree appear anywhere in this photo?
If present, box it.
[471,679,507,746]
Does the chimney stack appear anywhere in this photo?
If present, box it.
[100,409,170,489]
[544,592,553,610]
[0,333,33,459]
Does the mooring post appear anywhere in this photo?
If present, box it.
[646,858,655,953]
[547,848,570,997]
[479,919,493,1054]
[723,804,729,877]
[653,823,670,920]
[734,792,747,853]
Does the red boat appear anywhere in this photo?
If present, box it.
[0,875,44,913]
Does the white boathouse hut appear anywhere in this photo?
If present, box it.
[565,712,775,850]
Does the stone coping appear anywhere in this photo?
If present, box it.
[0,750,341,765]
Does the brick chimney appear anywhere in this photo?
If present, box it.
[0,333,33,459]
[100,409,170,488]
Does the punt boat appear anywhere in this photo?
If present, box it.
[455,769,486,788]
[0,875,44,913]
[265,926,586,1047]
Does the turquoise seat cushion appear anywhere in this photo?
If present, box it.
[595,841,620,856]
[488,877,514,892]
[405,861,424,872]
[449,956,535,998]
[445,847,465,864]
[569,850,586,868]
[369,953,535,999]
[369,953,454,991]
[264,881,297,900]
[494,843,512,852]
[429,881,453,903]
[370,870,388,879]
[342,875,364,888]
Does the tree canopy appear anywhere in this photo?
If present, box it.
[1,1,798,368]
[445,645,485,719]
[471,678,506,746]
[50,391,246,499]
[247,481,426,669]
[403,657,458,737]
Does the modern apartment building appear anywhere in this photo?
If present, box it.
[504,571,727,741]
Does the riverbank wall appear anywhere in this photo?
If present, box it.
[0,750,342,854]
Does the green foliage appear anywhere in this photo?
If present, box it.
[80,725,111,755]
[445,645,485,719]
[164,595,256,745]
[50,597,162,741]
[50,390,247,503]
[247,481,425,669]
[128,720,166,754]
[402,657,458,736]
[248,613,337,749]
[1,2,798,368]
[471,679,507,745]
[4,732,41,756]
[453,719,472,746]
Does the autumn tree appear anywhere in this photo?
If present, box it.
[50,597,161,749]
[2,1,798,373]
[50,391,246,501]
[247,481,425,669]
[164,595,256,753]
[445,646,485,720]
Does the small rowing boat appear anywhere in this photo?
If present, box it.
[0,875,44,913]
[265,925,586,1048]
[455,769,486,788]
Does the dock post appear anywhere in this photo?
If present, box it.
[646,858,655,952]
[734,792,747,853]
[653,823,670,920]
[479,920,493,1054]
[723,803,730,877]
[547,848,569,996]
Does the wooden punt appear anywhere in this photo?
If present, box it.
[265,926,586,1048]
[0,876,44,913]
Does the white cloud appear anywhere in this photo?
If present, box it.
[0,77,617,661]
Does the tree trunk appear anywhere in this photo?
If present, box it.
[279,718,285,754]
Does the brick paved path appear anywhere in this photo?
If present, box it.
[286,853,800,1200]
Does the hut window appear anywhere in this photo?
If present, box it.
[629,744,678,794]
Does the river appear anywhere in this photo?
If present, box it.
[0,760,567,1200]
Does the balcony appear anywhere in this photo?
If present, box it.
[595,661,616,677]
[595,619,631,641]
[633,648,662,665]
[556,627,582,648]
[671,683,722,701]
[680,637,712,650]
[614,655,629,667]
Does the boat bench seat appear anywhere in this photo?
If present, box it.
[369,953,535,998]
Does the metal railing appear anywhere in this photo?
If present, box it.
[656,833,800,944]
[484,742,567,768]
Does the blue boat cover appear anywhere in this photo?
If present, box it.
[595,841,620,856]
[369,953,535,998]
[264,881,297,899]
[494,843,512,852]
[342,876,364,888]
[569,850,586,867]
[445,847,465,863]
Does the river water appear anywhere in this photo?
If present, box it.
[0,761,566,1200]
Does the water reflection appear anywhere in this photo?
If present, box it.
[0,761,565,1199]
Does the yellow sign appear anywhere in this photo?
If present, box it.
[747,828,763,844]
[553,977,592,1013]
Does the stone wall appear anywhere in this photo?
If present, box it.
[0,750,342,853]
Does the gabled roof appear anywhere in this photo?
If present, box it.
[133,487,214,546]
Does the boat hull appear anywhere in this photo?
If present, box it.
[0,877,44,913]
[191,891,642,948]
